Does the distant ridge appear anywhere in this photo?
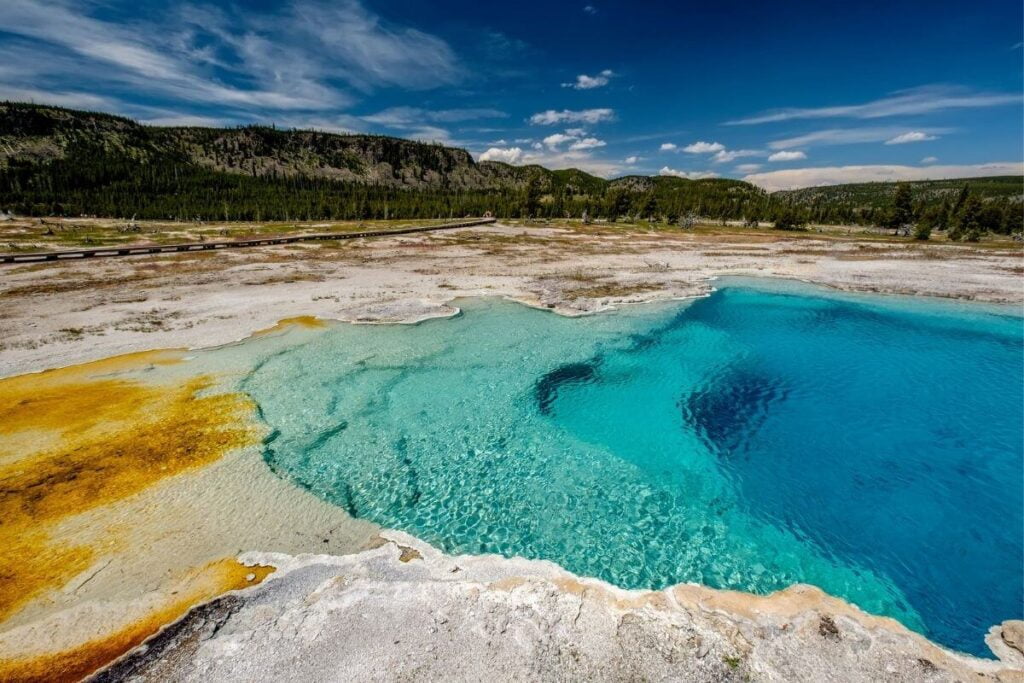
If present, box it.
[1,101,1020,224]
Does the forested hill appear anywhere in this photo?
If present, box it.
[0,101,768,221]
[1,101,1020,228]
[774,176,1023,225]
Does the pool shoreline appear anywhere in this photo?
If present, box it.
[2,221,1021,378]
[2,225,1022,679]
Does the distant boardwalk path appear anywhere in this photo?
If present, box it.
[0,217,497,265]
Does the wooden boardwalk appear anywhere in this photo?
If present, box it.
[0,217,496,265]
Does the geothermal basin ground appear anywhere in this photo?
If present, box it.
[1,218,1022,682]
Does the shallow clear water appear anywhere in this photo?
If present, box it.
[239,279,1024,656]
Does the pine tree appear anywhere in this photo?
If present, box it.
[888,183,914,233]
[950,195,983,242]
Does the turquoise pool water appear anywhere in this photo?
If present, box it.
[239,279,1023,656]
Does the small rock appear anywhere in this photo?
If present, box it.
[819,615,840,640]
[245,573,256,582]
[398,545,423,563]
[1002,620,1024,655]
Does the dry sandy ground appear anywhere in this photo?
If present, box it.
[0,221,1021,681]
[2,222,1022,377]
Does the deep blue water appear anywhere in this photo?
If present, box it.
[239,280,1024,656]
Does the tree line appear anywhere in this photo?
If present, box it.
[1,148,1020,236]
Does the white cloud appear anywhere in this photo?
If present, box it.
[562,69,614,90]
[514,138,532,143]
[484,136,622,178]
[539,130,606,152]
[478,147,524,163]
[569,137,606,150]
[735,163,762,173]
[583,5,598,14]
[524,150,620,177]
[743,162,1024,192]
[768,150,807,162]
[884,131,938,145]
[682,141,725,154]
[921,156,938,164]
[529,108,615,125]
[659,166,719,179]
[712,148,760,163]
[624,155,641,164]
[659,142,678,151]
[769,127,950,150]
[727,85,1020,125]
[542,133,576,148]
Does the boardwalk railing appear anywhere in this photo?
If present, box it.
[0,217,497,265]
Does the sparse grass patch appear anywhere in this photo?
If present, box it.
[113,309,186,333]
[566,280,662,300]
[243,271,326,286]
[722,655,742,670]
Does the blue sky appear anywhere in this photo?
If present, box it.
[1,0,1021,189]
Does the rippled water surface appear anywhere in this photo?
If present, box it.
[239,280,1023,656]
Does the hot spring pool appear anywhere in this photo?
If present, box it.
[237,279,1023,656]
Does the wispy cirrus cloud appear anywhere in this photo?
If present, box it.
[0,0,464,120]
[0,84,118,111]
[727,85,1020,125]
[711,148,760,163]
[360,106,507,141]
[136,113,235,128]
[769,127,951,150]
[743,162,1024,191]
[884,131,937,145]
[529,108,615,125]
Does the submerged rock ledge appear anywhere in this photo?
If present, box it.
[97,531,1022,682]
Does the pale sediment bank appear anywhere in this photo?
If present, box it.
[1,222,1021,680]
[2,223,1021,377]
[96,532,1024,682]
